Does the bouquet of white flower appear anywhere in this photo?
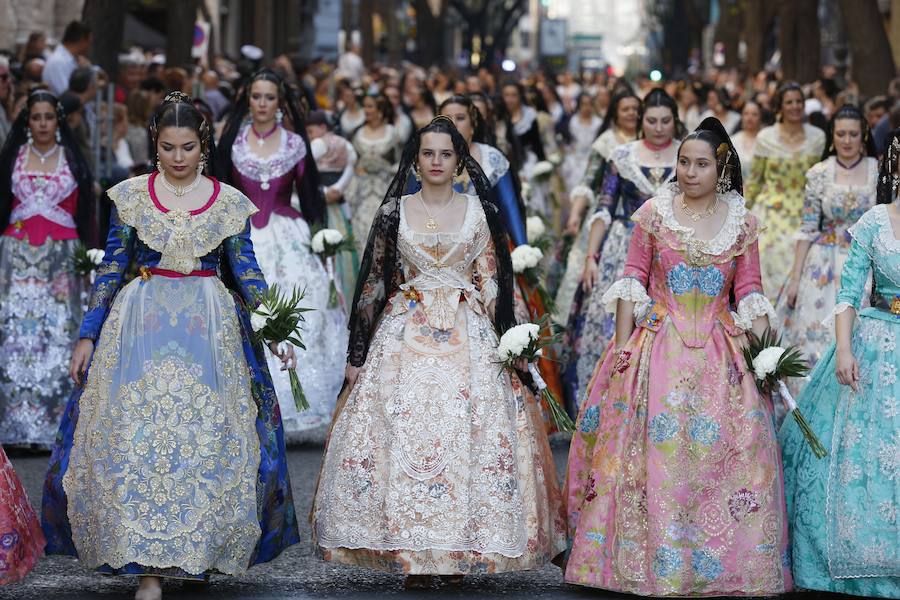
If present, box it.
[525,215,551,252]
[532,161,554,179]
[72,244,104,282]
[742,327,826,458]
[310,228,355,308]
[520,182,532,201]
[510,244,556,314]
[547,152,562,166]
[497,318,575,432]
[251,284,313,411]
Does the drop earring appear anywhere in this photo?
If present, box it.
[276,109,284,125]
[26,129,33,145]
[157,159,164,174]
[55,129,61,143]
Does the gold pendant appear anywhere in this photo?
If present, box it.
[425,218,438,230]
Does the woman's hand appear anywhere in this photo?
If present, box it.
[268,342,297,370]
[325,188,342,204]
[69,339,94,385]
[345,364,361,389]
[581,256,599,290]
[565,210,582,235]
[784,277,800,309]
[835,346,859,392]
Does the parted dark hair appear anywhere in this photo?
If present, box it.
[677,116,743,195]
[600,89,641,136]
[438,94,485,143]
[0,90,95,244]
[774,81,804,120]
[149,91,215,174]
[346,116,516,367]
[362,91,395,125]
[639,88,685,139]
[217,69,323,225]
[822,104,877,160]
[62,21,91,45]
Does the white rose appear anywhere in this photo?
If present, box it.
[752,346,785,379]
[86,248,105,265]
[322,228,344,246]
[532,161,554,177]
[250,312,269,333]
[526,216,546,240]
[310,230,326,253]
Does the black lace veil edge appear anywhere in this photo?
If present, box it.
[346,126,517,368]
[877,128,900,205]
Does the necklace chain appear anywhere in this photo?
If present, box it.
[30,143,59,165]
[836,155,864,170]
[681,195,718,222]
[160,171,202,197]
[251,123,279,147]
[418,190,456,231]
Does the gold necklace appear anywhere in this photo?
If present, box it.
[418,190,456,230]
[681,196,718,222]
[160,171,202,197]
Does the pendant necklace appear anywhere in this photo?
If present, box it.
[160,171,202,197]
[30,143,59,165]
[419,190,456,231]
[251,123,279,147]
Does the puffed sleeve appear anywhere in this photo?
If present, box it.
[472,218,500,320]
[731,237,777,330]
[78,207,137,341]
[599,205,653,316]
[796,164,824,241]
[585,159,621,230]
[830,213,877,321]
[222,221,268,306]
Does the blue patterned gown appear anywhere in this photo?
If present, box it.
[780,203,900,597]
[41,173,298,579]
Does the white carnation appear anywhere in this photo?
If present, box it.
[532,161,554,177]
[310,230,326,253]
[86,248,105,265]
[526,216,546,240]
[548,152,562,165]
[322,228,344,245]
[752,346,785,379]
[510,244,543,273]
[250,312,269,333]
[498,322,541,360]
[520,182,532,199]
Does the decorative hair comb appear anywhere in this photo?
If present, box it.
[430,114,455,127]
[163,91,192,104]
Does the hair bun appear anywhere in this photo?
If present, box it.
[162,91,192,105]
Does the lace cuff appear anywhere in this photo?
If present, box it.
[600,276,651,318]
[821,301,856,328]
[731,292,777,331]
[586,207,612,230]
[570,184,595,204]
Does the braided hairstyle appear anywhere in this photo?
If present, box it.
[347,115,516,367]
[0,89,95,244]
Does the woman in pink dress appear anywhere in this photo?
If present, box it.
[563,117,791,596]
[0,446,44,584]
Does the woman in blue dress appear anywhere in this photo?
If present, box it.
[41,93,299,600]
[779,127,900,598]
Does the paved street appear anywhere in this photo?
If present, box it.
[0,440,620,600]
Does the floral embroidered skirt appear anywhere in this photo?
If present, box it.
[0,236,84,446]
[561,219,633,411]
[312,302,567,574]
[252,214,347,441]
[775,239,867,398]
[564,320,792,596]
[0,445,44,585]
[42,275,298,577]
[780,309,900,598]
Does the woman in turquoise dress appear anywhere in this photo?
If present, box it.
[41,94,299,600]
[779,128,900,598]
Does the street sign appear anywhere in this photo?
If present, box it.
[540,18,567,57]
